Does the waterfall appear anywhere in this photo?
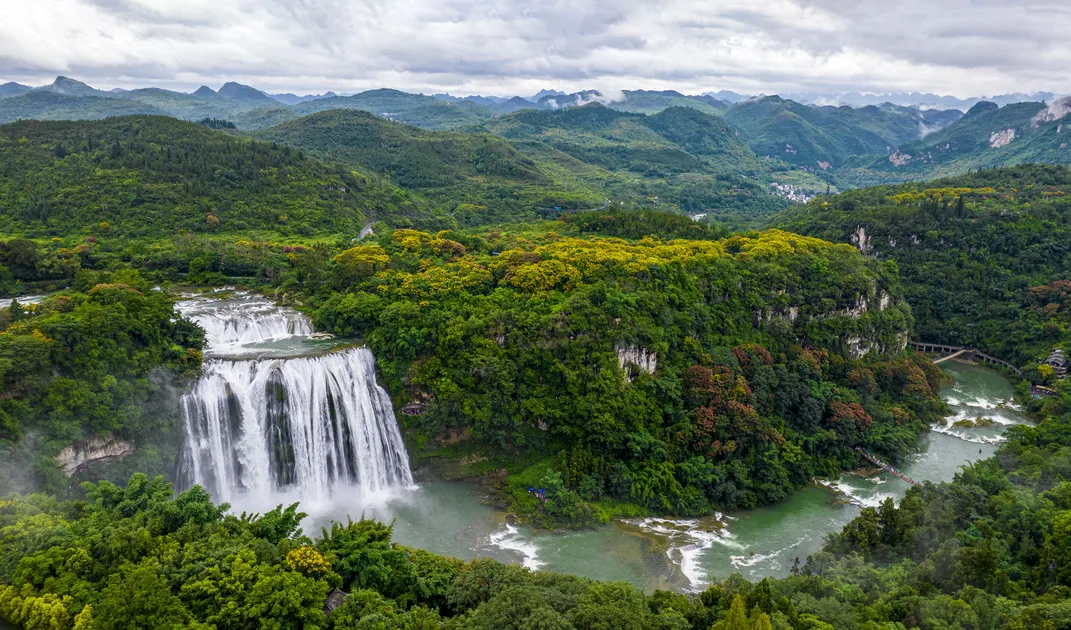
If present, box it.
[176,294,314,352]
[176,292,413,504]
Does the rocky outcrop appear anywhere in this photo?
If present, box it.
[1033,97,1071,126]
[850,226,872,255]
[768,306,800,323]
[841,296,870,319]
[847,331,909,359]
[988,129,1016,148]
[56,436,135,476]
[846,337,873,360]
[617,345,657,382]
[889,150,912,166]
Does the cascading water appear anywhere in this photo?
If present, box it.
[176,293,314,355]
[176,292,413,505]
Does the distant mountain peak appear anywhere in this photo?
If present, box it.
[965,101,999,117]
[0,81,32,99]
[532,89,565,100]
[269,91,337,105]
[41,76,103,97]
[217,82,271,101]
[192,86,216,98]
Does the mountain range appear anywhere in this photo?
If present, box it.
[1,76,1069,220]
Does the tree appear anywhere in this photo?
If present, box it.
[94,561,188,630]
[711,596,771,630]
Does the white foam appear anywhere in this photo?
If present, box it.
[818,479,895,509]
[176,292,314,351]
[0,295,46,308]
[489,524,544,570]
[730,537,807,570]
[930,424,1006,445]
[626,517,735,590]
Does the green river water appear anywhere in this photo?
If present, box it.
[296,361,1027,593]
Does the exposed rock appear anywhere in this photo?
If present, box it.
[56,436,135,476]
[850,226,872,255]
[879,292,892,311]
[1034,97,1071,126]
[843,296,869,319]
[988,129,1016,148]
[759,305,801,324]
[889,150,912,166]
[617,345,657,382]
[307,332,335,340]
[847,337,874,360]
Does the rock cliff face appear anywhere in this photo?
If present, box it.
[846,332,909,360]
[56,436,135,476]
[756,283,908,360]
[850,226,873,255]
[616,345,658,381]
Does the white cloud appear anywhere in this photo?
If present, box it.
[1,0,1069,97]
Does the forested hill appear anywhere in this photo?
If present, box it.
[771,164,1071,369]
[288,88,496,129]
[723,96,953,169]
[253,109,602,226]
[0,116,441,237]
[0,91,169,124]
[471,104,806,223]
[314,226,939,525]
[254,104,814,228]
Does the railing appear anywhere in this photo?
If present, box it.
[854,447,922,487]
[907,341,1021,376]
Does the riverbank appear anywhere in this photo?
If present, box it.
[274,361,1028,593]
[123,289,1027,594]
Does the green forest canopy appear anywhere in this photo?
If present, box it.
[0,117,437,238]
[772,164,1071,372]
[4,386,1071,628]
[311,225,940,525]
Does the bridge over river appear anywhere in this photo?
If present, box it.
[908,341,1021,376]
[854,447,922,487]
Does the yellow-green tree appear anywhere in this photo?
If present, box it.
[711,595,771,630]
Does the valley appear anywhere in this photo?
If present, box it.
[2,79,1071,629]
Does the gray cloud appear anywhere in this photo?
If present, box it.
[1,0,1068,97]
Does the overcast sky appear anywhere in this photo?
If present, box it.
[3,0,1070,97]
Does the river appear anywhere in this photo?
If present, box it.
[177,291,1028,593]
[289,363,1027,593]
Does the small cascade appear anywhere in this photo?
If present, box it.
[177,293,313,351]
[176,292,413,504]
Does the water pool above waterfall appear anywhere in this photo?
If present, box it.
[176,290,414,510]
